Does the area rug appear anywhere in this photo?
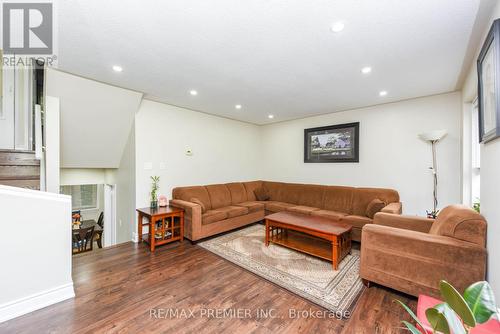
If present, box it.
[198,224,364,314]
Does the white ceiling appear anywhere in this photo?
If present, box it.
[57,0,480,125]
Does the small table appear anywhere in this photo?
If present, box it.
[265,211,352,270]
[136,206,184,252]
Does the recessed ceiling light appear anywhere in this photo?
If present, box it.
[112,65,123,72]
[361,66,372,74]
[379,90,388,97]
[235,104,242,109]
[268,114,274,119]
[331,22,345,33]
[189,90,198,96]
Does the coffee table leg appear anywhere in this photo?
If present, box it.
[332,238,339,270]
[265,219,269,246]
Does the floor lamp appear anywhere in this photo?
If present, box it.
[418,130,447,217]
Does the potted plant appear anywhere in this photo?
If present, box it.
[150,176,160,209]
[473,199,481,213]
[397,280,499,334]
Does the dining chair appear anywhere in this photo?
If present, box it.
[97,212,104,228]
[94,212,104,248]
[72,226,95,254]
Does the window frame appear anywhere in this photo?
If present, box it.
[60,184,100,211]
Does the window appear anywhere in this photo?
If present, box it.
[60,184,98,210]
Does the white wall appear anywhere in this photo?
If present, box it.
[46,68,143,168]
[105,126,136,244]
[0,186,74,322]
[260,92,462,215]
[45,96,61,193]
[60,168,107,186]
[135,99,262,221]
[461,0,500,300]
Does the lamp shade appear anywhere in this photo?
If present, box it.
[418,129,447,142]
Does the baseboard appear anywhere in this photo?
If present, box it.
[131,231,139,243]
[0,282,75,323]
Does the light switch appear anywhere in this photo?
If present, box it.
[159,162,166,170]
[143,162,153,170]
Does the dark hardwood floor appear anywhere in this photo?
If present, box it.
[0,241,416,334]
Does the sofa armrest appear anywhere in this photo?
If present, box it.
[169,199,202,240]
[373,212,434,233]
[381,202,402,214]
[360,224,486,297]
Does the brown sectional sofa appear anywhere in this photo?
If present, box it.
[170,180,401,242]
[360,205,487,297]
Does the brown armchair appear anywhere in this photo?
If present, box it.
[360,205,487,298]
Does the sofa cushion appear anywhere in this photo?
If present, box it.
[263,181,302,204]
[226,182,248,205]
[286,206,321,215]
[216,205,249,218]
[322,186,355,214]
[352,188,399,217]
[341,215,373,229]
[206,184,231,209]
[236,201,264,213]
[297,184,326,208]
[265,201,295,213]
[429,205,487,246]
[351,228,362,242]
[365,199,386,219]
[172,186,212,210]
[242,181,263,201]
[254,187,270,201]
[202,210,228,225]
[311,209,347,221]
[190,197,206,213]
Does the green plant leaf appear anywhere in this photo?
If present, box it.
[395,299,426,332]
[426,306,450,334]
[436,303,467,334]
[464,281,497,324]
[439,280,476,327]
[401,321,424,334]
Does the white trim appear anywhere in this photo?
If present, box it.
[0,184,70,202]
[0,283,75,323]
[104,184,117,246]
[132,231,139,243]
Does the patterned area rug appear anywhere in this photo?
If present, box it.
[199,224,364,314]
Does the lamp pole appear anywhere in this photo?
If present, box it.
[418,129,446,217]
[430,139,438,214]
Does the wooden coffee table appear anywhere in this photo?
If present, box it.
[265,211,352,270]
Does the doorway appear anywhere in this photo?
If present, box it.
[63,183,117,253]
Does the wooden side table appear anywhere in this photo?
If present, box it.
[136,206,184,252]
